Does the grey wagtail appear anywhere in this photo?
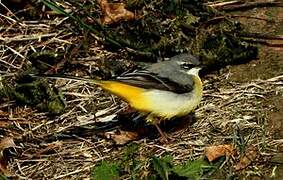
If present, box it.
[32,53,203,141]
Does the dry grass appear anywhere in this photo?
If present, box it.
[3,70,283,179]
[1,1,283,179]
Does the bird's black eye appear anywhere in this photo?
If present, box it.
[181,63,195,69]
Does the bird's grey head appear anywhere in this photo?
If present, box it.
[172,53,200,70]
[171,53,200,66]
[175,59,201,74]
[174,58,203,76]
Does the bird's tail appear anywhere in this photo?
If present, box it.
[30,74,102,85]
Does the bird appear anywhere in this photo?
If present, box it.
[32,53,204,142]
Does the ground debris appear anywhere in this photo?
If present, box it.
[103,130,138,145]
[0,0,282,179]
[0,74,65,115]
[204,144,235,162]
[234,145,258,171]
[0,137,16,177]
[98,0,135,24]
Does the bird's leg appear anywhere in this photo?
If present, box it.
[146,115,169,143]
[153,122,169,143]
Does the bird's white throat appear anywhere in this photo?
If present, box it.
[186,67,201,76]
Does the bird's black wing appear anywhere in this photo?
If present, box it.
[114,70,193,94]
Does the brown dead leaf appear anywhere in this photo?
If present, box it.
[204,144,235,162]
[234,145,258,170]
[98,0,134,24]
[0,137,16,151]
[104,130,138,145]
[0,137,16,176]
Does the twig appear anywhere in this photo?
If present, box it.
[241,39,283,47]
[212,1,283,12]
[229,15,273,22]
[0,58,20,69]
[52,162,104,179]
[265,75,283,82]
[0,33,58,43]
[238,33,283,40]
[0,13,17,23]
[207,0,241,8]
[153,144,174,152]
[6,45,25,59]
[0,2,19,21]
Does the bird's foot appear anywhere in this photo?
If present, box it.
[154,123,172,143]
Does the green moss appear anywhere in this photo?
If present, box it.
[28,51,62,73]
[91,161,120,180]
[0,75,65,115]
[190,20,257,70]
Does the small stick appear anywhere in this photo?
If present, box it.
[212,1,283,12]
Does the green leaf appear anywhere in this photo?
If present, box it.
[41,0,71,17]
[122,143,139,160]
[173,158,212,179]
[41,0,96,33]
[91,161,120,180]
[0,174,8,180]
[151,155,172,180]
